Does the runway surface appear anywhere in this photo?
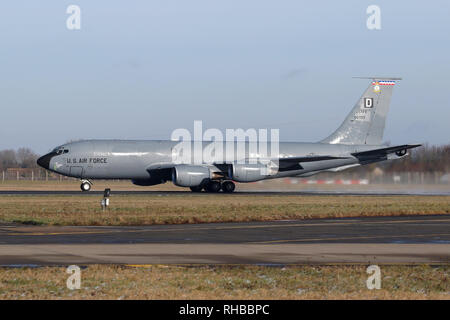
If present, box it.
[1,215,450,265]
[1,190,449,196]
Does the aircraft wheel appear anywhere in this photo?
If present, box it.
[80,181,92,192]
[190,186,203,192]
[206,181,221,193]
[222,181,235,193]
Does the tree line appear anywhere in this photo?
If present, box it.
[334,143,450,175]
[0,148,40,170]
[383,143,450,173]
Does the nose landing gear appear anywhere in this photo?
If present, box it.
[80,180,92,192]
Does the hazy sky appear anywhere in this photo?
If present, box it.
[1,1,449,154]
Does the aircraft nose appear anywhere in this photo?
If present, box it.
[37,153,54,169]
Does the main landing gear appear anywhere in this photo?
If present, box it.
[80,180,92,192]
[189,186,203,192]
[221,181,235,193]
[189,180,236,193]
[206,181,222,193]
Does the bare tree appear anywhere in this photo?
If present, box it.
[16,147,39,168]
[0,149,18,170]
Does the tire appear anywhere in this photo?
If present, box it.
[222,181,235,193]
[190,186,203,192]
[80,182,91,192]
[206,181,221,193]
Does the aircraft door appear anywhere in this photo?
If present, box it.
[69,166,84,178]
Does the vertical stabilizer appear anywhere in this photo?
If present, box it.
[321,77,400,145]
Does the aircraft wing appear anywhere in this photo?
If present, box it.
[144,155,352,178]
[212,155,349,173]
[214,156,350,172]
[277,155,350,171]
[278,155,349,163]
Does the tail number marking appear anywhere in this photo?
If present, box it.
[364,98,374,108]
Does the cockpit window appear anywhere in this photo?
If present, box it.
[53,147,70,155]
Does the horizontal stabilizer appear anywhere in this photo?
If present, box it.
[352,144,421,158]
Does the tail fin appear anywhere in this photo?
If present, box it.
[321,77,401,145]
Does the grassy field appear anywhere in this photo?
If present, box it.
[0,193,449,226]
[0,264,448,299]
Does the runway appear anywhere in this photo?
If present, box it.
[1,215,450,265]
[0,190,449,196]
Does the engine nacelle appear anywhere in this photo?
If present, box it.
[229,163,276,182]
[172,165,212,187]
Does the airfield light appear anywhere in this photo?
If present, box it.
[101,188,111,211]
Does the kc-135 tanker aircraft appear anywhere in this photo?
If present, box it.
[38,77,420,193]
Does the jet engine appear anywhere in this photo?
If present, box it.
[228,163,277,182]
[172,165,212,187]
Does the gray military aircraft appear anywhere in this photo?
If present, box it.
[37,77,420,192]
